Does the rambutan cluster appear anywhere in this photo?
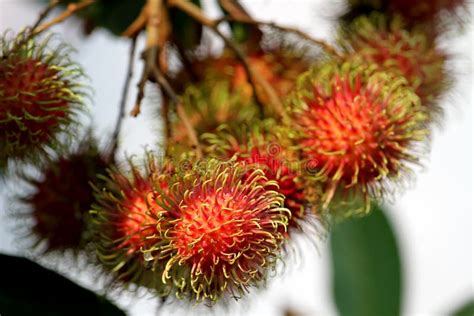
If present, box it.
[2,0,465,309]
[91,156,290,302]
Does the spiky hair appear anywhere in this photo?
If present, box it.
[0,31,86,171]
[287,59,429,215]
[339,13,449,119]
[144,159,290,303]
[90,152,172,294]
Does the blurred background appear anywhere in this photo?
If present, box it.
[0,0,472,315]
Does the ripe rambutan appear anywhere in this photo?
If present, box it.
[341,14,448,115]
[90,153,172,292]
[388,0,466,23]
[202,121,313,234]
[16,138,109,253]
[344,0,466,25]
[145,159,290,302]
[0,32,85,170]
[288,60,429,214]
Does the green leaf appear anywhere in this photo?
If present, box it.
[452,299,474,316]
[330,204,402,316]
[54,0,146,35]
[0,254,125,316]
[169,0,203,50]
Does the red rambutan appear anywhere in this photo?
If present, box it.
[345,0,467,24]
[90,153,172,292]
[0,32,85,170]
[202,121,313,234]
[341,14,449,116]
[288,60,429,214]
[146,159,290,302]
[389,0,466,23]
[16,138,109,253]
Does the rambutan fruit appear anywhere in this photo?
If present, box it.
[0,32,86,170]
[16,138,110,253]
[343,0,467,26]
[170,80,260,151]
[388,0,467,24]
[202,121,314,234]
[90,153,172,293]
[287,59,429,214]
[340,14,449,116]
[145,159,290,302]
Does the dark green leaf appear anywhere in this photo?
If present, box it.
[169,0,203,50]
[55,0,146,35]
[330,204,402,316]
[452,299,474,316]
[0,254,125,316]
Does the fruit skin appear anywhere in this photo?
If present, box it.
[90,153,172,293]
[0,32,85,171]
[287,59,429,215]
[145,159,290,303]
[16,138,109,253]
[340,13,449,118]
[202,120,314,234]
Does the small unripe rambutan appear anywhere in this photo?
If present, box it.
[145,159,290,302]
[90,153,172,292]
[340,14,448,116]
[16,138,109,253]
[288,59,429,214]
[202,121,313,234]
[170,80,259,150]
[0,32,85,170]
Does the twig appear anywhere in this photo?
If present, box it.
[130,0,161,117]
[161,94,172,152]
[33,0,95,35]
[130,52,149,117]
[128,0,203,157]
[149,57,202,158]
[218,16,342,58]
[110,36,138,162]
[122,3,148,38]
[31,0,61,32]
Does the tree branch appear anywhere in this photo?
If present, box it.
[218,16,342,58]
[110,36,138,162]
[33,0,95,35]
